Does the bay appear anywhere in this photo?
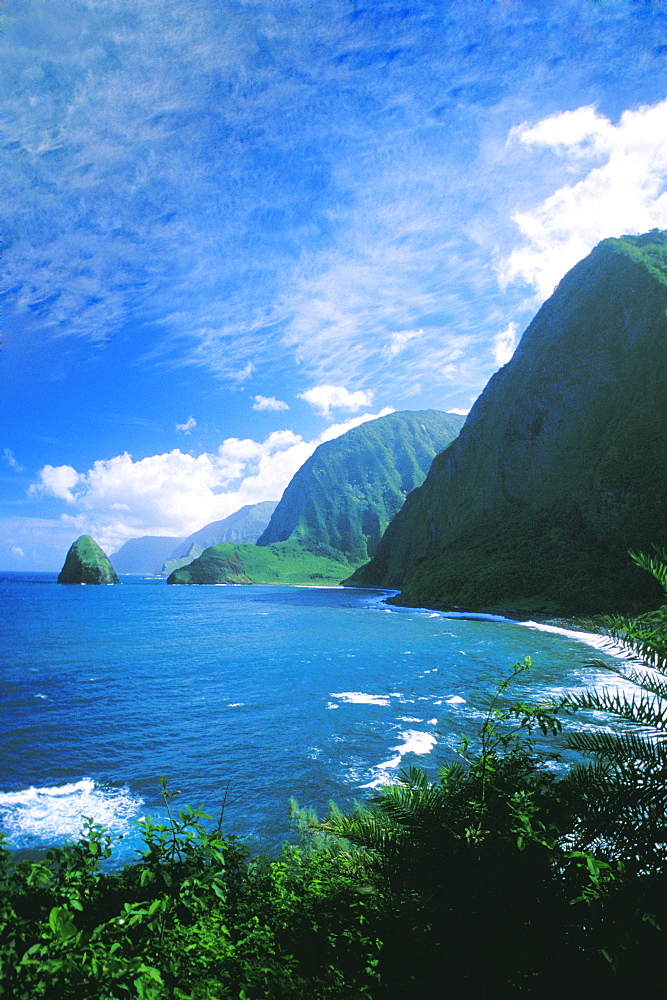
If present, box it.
[0,572,622,859]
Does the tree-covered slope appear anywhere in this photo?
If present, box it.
[166,540,350,585]
[257,410,465,565]
[349,232,667,615]
[58,535,119,584]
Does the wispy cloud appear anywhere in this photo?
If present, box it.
[387,330,424,357]
[253,395,289,412]
[175,417,197,434]
[3,449,23,473]
[3,1,665,414]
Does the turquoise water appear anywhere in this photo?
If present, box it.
[0,573,621,858]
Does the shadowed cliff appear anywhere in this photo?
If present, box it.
[348,232,667,616]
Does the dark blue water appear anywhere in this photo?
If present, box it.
[0,573,622,858]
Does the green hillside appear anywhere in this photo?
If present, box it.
[162,501,279,574]
[349,231,667,616]
[257,410,464,565]
[167,540,351,585]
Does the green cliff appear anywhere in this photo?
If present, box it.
[166,540,350,585]
[349,231,667,616]
[58,535,120,585]
[257,410,465,565]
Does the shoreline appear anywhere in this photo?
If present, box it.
[361,587,625,658]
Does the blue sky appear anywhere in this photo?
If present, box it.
[2,0,667,570]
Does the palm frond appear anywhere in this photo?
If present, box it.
[556,549,667,867]
[629,546,667,592]
[566,728,667,765]
[603,666,667,701]
[321,809,401,855]
[563,687,667,732]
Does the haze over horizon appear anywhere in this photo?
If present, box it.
[2,0,667,570]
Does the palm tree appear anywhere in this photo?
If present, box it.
[559,549,667,870]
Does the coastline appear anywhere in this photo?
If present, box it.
[361,586,626,658]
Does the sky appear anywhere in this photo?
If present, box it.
[2,0,667,570]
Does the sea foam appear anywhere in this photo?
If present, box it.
[330,691,391,706]
[362,730,438,788]
[519,620,629,658]
[0,778,143,848]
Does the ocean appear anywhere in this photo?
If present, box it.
[0,572,623,860]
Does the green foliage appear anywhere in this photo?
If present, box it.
[558,548,667,869]
[7,642,667,994]
[294,662,584,992]
[0,780,383,999]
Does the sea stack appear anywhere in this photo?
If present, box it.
[58,535,120,584]
[348,231,667,616]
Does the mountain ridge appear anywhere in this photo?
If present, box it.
[257,410,465,566]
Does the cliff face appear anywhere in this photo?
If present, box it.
[349,232,667,615]
[58,535,120,585]
[257,410,465,566]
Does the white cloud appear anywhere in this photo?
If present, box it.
[252,395,289,412]
[29,465,82,503]
[387,329,424,357]
[175,416,197,434]
[30,409,393,554]
[499,99,667,300]
[11,546,25,559]
[509,105,615,159]
[297,384,375,419]
[446,408,470,416]
[492,322,519,366]
[3,449,23,472]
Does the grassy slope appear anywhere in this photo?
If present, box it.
[166,540,352,585]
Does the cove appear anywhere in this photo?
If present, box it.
[0,573,623,859]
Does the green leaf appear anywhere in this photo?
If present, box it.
[48,906,77,940]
